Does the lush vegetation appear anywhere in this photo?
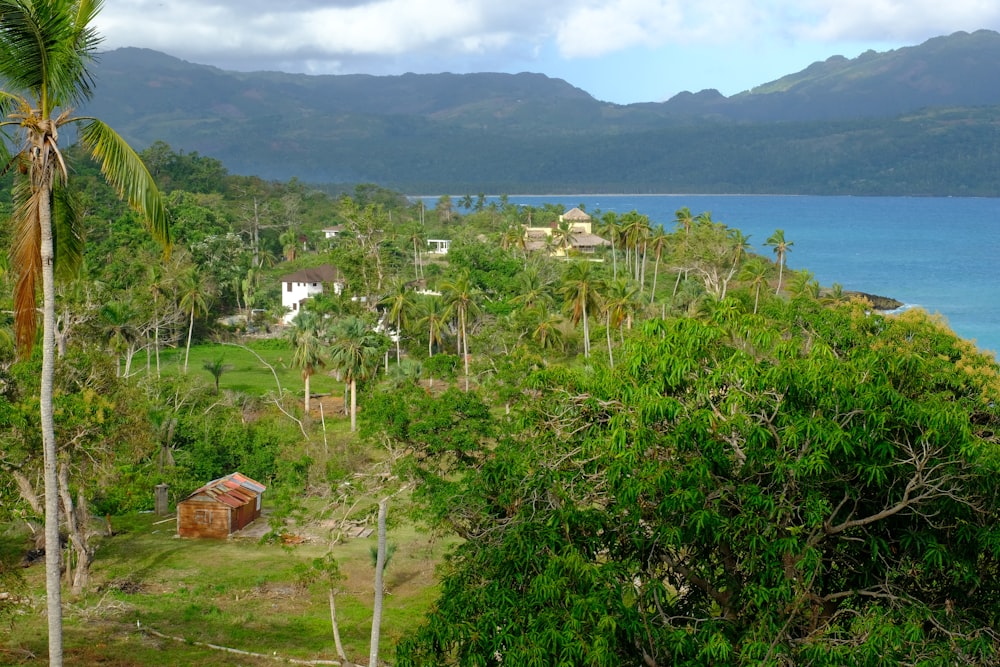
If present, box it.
[2,49,1000,667]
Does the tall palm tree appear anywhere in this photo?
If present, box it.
[441,272,479,390]
[378,278,416,365]
[329,316,384,431]
[560,261,605,358]
[1,2,170,663]
[416,294,447,358]
[738,256,771,314]
[602,278,639,367]
[647,227,669,304]
[177,267,212,373]
[674,206,695,236]
[765,229,793,295]
[285,310,327,413]
[509,265,554,311]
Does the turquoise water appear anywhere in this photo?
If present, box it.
[496,195,1000,356]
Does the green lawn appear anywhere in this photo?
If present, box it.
[156,340,347,399]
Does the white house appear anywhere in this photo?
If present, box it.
[322,225,345,239]
[427,239,451,254]
[280,265,344,323]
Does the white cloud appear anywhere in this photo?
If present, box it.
[95,0,1000,75]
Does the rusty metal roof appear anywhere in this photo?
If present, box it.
[181,472,266,509]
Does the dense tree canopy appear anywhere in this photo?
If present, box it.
[393,300,1000,666]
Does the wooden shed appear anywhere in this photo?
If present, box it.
[177,472,266,539]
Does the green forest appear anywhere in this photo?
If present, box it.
[3,3,1000,666]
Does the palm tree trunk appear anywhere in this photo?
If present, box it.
[369,500,388,667]
[461,310,469,391]
[606,311,614,368]
[184,307,195,373]
[582,303,590,358]
[303,372,311,414]
[350,378,358,432]
[40,179,65,667]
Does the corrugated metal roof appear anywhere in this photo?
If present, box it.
[182,472,266,508]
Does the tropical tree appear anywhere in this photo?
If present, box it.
[329,316,385,431]
[398,304,1000,666]
[99,295,139,377]
[738,256,772,314]
[177,266,212,373]
[673,205,695,236]
[765,228,793,295]
[1,2,170,663]
[440,272,479,390]
[378,278,416,365]
[595,212,620,279]
[602,277,639,366]
[202,355,231,395]
[416,294,447,359]
[647,226,670,304]
[285,310,327,413]
[560,261,605,358]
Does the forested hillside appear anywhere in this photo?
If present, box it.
[74,30,1000,194]
[3,140,1000,663]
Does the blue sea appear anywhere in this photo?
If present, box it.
[490,195,1000,356]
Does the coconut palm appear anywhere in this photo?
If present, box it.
[416,294,447,358]
[329,316,385,431]
[647,226,670,304]
[285,310,327,413]
[378,278,416,365]
[595,212,620,280]
[560,261,605,358]
[738,256,772,314]
[509,265,554,311]
[765,229,793,295]
[441,272,480,390]
[1,2,170,662]
[177,266,212,373]
[674,206,695,236]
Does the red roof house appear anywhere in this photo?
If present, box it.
[177,472,266,539]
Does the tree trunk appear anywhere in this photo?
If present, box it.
[350,378,358,432]
[184,307,195,373]
[369,500,388,667]
[329,589,349,663]
[39,170,65,666]
[582,303,590,358]
[58,464,92,595]
[606,311,614,369]
[303,371,311,414]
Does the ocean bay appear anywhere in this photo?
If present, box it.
[498,195,1000,356]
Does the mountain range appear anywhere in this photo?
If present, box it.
[80,30,1000,195]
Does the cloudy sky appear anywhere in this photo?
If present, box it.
[95,1,1000,105]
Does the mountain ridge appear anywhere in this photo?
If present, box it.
[80,30,1000,194]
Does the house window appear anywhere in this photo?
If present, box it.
[286,282,292,292]
[194,509,212,524]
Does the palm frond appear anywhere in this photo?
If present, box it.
[51,178,83,280]
[78,118,171,251]
[10,173,42,355]
[0,0,100,110]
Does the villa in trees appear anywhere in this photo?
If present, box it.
[523,207,610,257]
[280,264,345,323]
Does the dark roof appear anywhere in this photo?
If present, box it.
[279,265,342,284]
[181,472,266,509]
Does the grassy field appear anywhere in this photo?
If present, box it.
[3,510,451,665]
[155,339,348,399]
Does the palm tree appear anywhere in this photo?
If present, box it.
[738,256,772,314]
[765,229,793,295]
[441,272,479,390]
[595,212,620,280]
[1,3,170,663]
[285,310,327,413]
[647,226,670,304]
[329,316,385,431]
[378,279,416,365]
[560,261,605,358]
[202,356,232,395]
[603,277,639,366]
[416,294,447,359]
[674,206,695,236]
[509,265,554,311]
[99,296,139,377]
[177,267,212,373]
